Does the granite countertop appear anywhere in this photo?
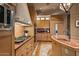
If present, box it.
[15,36,33,50]
[51,35,79,50]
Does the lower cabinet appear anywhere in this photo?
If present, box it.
[75,50,79,56]
[0,31,13,56]
[52,40,76,56]
[15,37,34,56]
[52,40,62,56]
[61,45,76,56]
[16,44,26,56]
[36,33,51,42]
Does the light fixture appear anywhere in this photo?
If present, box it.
[37,17,40,20]
[46,17,49,20]
[60,3,73,12]
[41,17,44,20]
[39,8,42,10]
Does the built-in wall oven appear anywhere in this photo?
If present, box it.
[0,4,14,30]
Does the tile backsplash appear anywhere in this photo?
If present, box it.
[15,23,25,38]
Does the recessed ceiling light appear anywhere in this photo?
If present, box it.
[41,18,44,20]
[40,8,42,10]
[46,18,49,20]
[37,17,40,20]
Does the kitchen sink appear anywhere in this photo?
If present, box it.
[15,36,26,43]
[15,36,31,43]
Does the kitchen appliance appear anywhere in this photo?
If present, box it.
[0,5,4,26]
[24,30,29,37]
[36,28,50,33]
[0,5,14,30]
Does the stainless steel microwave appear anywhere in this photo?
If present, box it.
[0,5,14,30]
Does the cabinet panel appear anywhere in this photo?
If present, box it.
[16,44,26,56]
[16,37,34,56]
[36,33,51,41]
[61,46,75,56]
[36,20,49,28]
[52,41,62,56]
[76,50,79,56]
[0,35,12,56]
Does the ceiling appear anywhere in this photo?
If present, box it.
[33,3,65,15]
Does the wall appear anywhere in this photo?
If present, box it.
[70,4,79,39]
[15,23,25,38]
[25,26,34,37]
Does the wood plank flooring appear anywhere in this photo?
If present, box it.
[33,42,52,56]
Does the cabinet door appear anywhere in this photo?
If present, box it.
[16,38,34,56]
[61,46,75,56]
[16,44,26,56]
[46,33,51,41]
[25,38,34,56]
[16,48,23,56]
[76,50,79,56]
[36,33,41,41]
[0,34,12,56]
[52,41,62,56]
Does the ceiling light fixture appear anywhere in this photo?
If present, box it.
[60,3,73,40]
[60,3,73,13]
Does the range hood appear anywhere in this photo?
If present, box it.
[15,3,32,26]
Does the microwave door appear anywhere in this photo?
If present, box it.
[7,9,11,25]
[0,5,4,25]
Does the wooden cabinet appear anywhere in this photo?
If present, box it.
[16,44,26,56]
[61,45,75,56]
[52,40,62,56]
[52,39,76,56]
[36,20,49,28]
[15,37,34,56]
[76,50,79,56]
[0,31,13,56]
[36,33,51,42]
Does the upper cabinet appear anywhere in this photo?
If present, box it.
[15,3,32,26]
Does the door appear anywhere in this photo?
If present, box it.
[50,21,64,35]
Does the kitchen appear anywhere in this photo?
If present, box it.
[0,3,79,56]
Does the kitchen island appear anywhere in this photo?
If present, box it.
[51,35,79,56]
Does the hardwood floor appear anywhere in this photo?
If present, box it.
[33,42,52,56]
